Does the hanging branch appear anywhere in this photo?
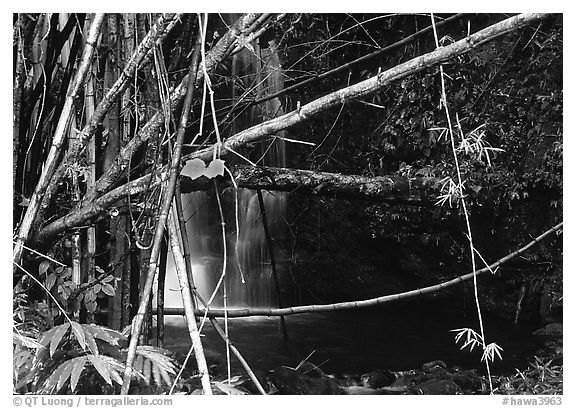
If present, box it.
[157,222,563,318]
[14,13,105,269]
[120,28,203,395]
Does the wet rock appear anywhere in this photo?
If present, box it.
[411,379,462,395]
[533,322,563,337]
[269,366,344,395]
[450,369,483,391]
[422,360,447,373]
[393,364,482,394]
[342,385,409,395]
[361,369,396,387]
[331,373,363,387]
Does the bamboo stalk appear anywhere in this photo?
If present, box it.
[155,222,563,318]
[35,13,181,237]
[70,158,82,321]
[83,14,97,324]
[156,232,169,348]
[167,208,212,394]
[14,13,105,269]
[174,184,196,304]
[13,14,27,192]
[194,290,267,394]
[121,13,136,331]
[256,189,288,339]
[120,26,203,394]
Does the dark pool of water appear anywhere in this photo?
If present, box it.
[162,300,542,376]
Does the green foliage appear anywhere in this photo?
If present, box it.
[13,321,177,394]
[38,260,117,317]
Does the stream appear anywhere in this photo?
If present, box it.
[161,300,541,377]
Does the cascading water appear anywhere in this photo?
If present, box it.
[160,27,288,311]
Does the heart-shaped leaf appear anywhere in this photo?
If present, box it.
[181,158,207,180]
[204,159,225,179]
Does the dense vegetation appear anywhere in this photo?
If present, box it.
[13,13,562,395]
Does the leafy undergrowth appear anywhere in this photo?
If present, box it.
[492,356,563,395]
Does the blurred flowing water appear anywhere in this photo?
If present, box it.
[156,28,287,314]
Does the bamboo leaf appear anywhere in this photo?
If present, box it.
[50,323,70,356]
[152,360,161,386]
[70,321,86,351]
[70,356,87,392]
[57,359,75,392]
[100,355,127,385]
[143,358,151,385]
[83,325,99,356]
[88,355,112,385]
[84,325,124,346]
[38,326,60,347]
[181,158,206,180]
[42,360,66,393]
[214,381,250,395]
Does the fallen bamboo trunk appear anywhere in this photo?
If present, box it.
[153,222,562,318]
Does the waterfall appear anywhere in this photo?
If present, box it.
[160,29,288,311]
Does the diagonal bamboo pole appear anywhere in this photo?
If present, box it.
[166,207,212,394]
[156,222,562,318]
[120,28,203,395]
[194,290,267,395]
